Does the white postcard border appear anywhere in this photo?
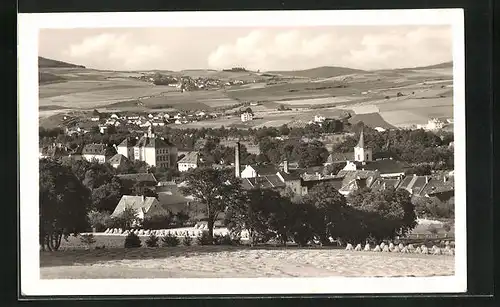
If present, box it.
[18,9,466,296]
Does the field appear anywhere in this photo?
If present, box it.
[40,245,454,279]
[38,59,454,129]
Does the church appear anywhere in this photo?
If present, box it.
[340,129,410,178]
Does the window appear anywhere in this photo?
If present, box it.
[366,154,369,160]
[358,155,361,160]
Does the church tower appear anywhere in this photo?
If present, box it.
[354,128,372,162]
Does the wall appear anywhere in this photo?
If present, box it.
[241,166,257,178]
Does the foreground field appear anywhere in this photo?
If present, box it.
[40,246,454,279]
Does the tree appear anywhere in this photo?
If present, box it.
[225,189,281,246]
[348,188,417,241]
[90,177,124,212]
[87,210,112,232]
[180,167,242,240]
[112,206,139,230]
[80,234,96,250]
[39,159,91,251]
[301,182,349,245]
[323,162,345,176]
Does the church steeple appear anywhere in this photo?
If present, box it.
[353,127,372,162]
[356,127,365,148]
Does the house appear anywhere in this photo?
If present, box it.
[91,116,100,122]
[81,144,111,163]
[108,153,129,169]
[241,175,286,190]
[156,183,203,217]
[152,120,165,127]
[241,112,253,122]
[398,174,454,202]
[335,169,380,196]
[39,143,72,159]
[116,173,158,190]
[417,118,446,131]
[240,164,279,179]
[343,158,410,178]
[177,152,199,172]
[314,115,326,123]
[111,195,166,221]
[324,152,354,165]
[117,126,178,168]
[110,114,119,119]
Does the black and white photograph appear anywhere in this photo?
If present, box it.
[18,9,466,295]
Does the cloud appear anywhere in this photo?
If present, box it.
[62,33,168,70]
[207,27,452,71]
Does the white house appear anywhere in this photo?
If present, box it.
[108,153,129,169]
[314,115,326,123]
[111,195,167,221]
[110,114,119,119]
[241,112,253,122]
[117,126,178,168]
[81,144,109,163]
[177,152,199,172]
[91,116,100,122]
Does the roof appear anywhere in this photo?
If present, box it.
[39,145,72,158]
[82,144,107,155]
[356,128,365,148]
[108,154,128,165]
[326,152,354,163]
[370,177,403,192]
[136,135,172,148]
[116,173,158,184]
[355,159,410,174]
[246,164,279,176]
[111,195,158,217]
[277,171,301,181]
[118,137,139,147]
[421,176,454,196]
[241,175,286,190]
[177,152,199,164]
[337,169,379,180]
[398,175,430,195]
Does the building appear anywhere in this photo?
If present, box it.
[177,152,199,172]
[108,153,129,169]
[81,144,111,163]
[240,164,279,179]
[116,173,158,190]
[417,118,446,131]
[241,112,253,122]
[117,126,178,168]
[314,115,326,123]
[353,128,373,162]
[111,195,166,221]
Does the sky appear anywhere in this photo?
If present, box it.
[39,26,452,71]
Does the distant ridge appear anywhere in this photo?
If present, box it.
[396,61,453,71]
[38,56,86,69]
[266,66,366,79]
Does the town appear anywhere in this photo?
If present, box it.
[39,110,455,251]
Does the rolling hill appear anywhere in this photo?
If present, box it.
[267,66,366,79]
[38,56,86,69]
[396,61,453,71]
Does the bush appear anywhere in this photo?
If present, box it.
[182,234,193,246]
[124,232,142,248]
[443,222,452,233]
[145,233,159,247]
[161,233,180,247]
[213,234,238,246]
[87,210,111,232]
[80,234,96,249]
[197,231,213,245]
[142,214,173,230]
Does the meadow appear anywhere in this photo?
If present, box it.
[38,61,454,129]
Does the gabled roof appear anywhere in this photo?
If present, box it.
[177,151,199,164]
[370,177,402,192]
[351,159,410,175]
[39,145,72,158]
[108,153,128,165]
[337,169,379,180]
[246,164,279,176]
[326,152,354,163]
[421,176,454,196]
[118,137,139,147]
[398,175,429,195]
[241,175,286,190]
[111,195,158,217]
[82,144,107,155]
[276,171,301,181]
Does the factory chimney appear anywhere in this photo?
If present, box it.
[283,160,289,174]
[235,142,241,178]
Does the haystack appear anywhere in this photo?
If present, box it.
[401,246,409,253]
[392,246,401,253]
[373,245,381,252]
[345,243,354,251]
[407,244,415,251]
[382,245,390,252]
[364,243,371,251]
[415,247,422,254]
[354,244,362,251]
[388,242,395,250]
[421,246,429,254]
[104,228,110,234]
[380,242,386,249]
[433,247,442,255]
[398,243,404,249]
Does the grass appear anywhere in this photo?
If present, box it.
[40,244,455,279]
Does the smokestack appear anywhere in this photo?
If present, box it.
[443,176,447,182]
[283,160,289,173]
[425,176,429,184]
[235,142,241,178]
